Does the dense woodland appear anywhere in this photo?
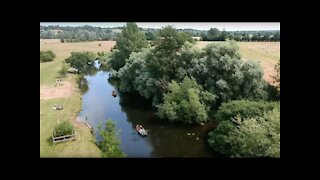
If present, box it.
[60,23,280,158]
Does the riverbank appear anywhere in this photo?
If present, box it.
[40,40,113,157]
[40,76,101,157]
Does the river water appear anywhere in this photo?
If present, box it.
[77,61,217,157]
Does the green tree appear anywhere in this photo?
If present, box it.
[208,107,280,158]
[108,22,148,71]
[157,76,216,124]
[190,41,268,105]
[96,119,126,158]
[123,26,195,106]
[240,60,267,99]
[113,48,151,93]
[65,52,96,71]
[190,41,243,104]
[214,100,280,123]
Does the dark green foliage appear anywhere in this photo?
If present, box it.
[214,100,279,123]
[54,121,74,137]
[113,48,150,93]
[96,120,126,158]
[40,50,56,62]
[189,41,267,105]
[240,60,268,100]
[201,28,226,41]
[157,77,216,124]
[108,23,148,71]
[111,26,274,126]
[65,52,96,71]
[154,26,194,55]
[208,107,280,158]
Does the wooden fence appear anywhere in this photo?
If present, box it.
[52,130,76,144]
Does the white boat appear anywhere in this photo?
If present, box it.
[136,125,148,136]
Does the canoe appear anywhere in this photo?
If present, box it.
[112,90,117,97]
[136,125,148,136]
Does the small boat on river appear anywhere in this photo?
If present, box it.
[136,125,148,136]
[112,90,117,97]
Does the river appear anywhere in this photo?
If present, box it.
[76,60,218,157]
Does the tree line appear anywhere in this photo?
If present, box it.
[40,25,120,42]
[40,25,280,42]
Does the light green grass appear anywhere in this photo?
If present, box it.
[40,40,104,157]
[40,77,101,157]
[40,60,63,85]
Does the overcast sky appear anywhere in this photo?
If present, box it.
[40,22,280,31]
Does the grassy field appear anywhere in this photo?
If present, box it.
[40,76,100,157]
[40,40,115,157]
[196,41,280,83]
[40,40,115,85]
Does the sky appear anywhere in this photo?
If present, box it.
[40,22,280,31]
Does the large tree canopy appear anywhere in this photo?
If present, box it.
[190,41,268,106]
[157,76,216,124]
[208,105,280,158]
[108,23,148,71]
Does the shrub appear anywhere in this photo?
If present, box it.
[46,50,56,59]
[98,43,102,46]
[40,50,56,62]
[157,76,216,124]
[96,119,126,157]
[208,108,280,158]
[54,121,74,137]
[65,51,96,71]
[214,100,279,123]
[58,63,68,77]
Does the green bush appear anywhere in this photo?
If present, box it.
[214,100,279,123]
[157,76,216,124]
[54,121,74,137]
[96,119,126,157]
[46,50,56,59]
[58,63,68,77]
[40,50,56,62]
[65,51,96,71]
[208,107,280,158]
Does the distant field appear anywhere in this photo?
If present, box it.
[40,39,116,61]
[40,40,116,85]
[196,41,280,83]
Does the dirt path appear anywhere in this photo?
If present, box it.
[40,81,74,100]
